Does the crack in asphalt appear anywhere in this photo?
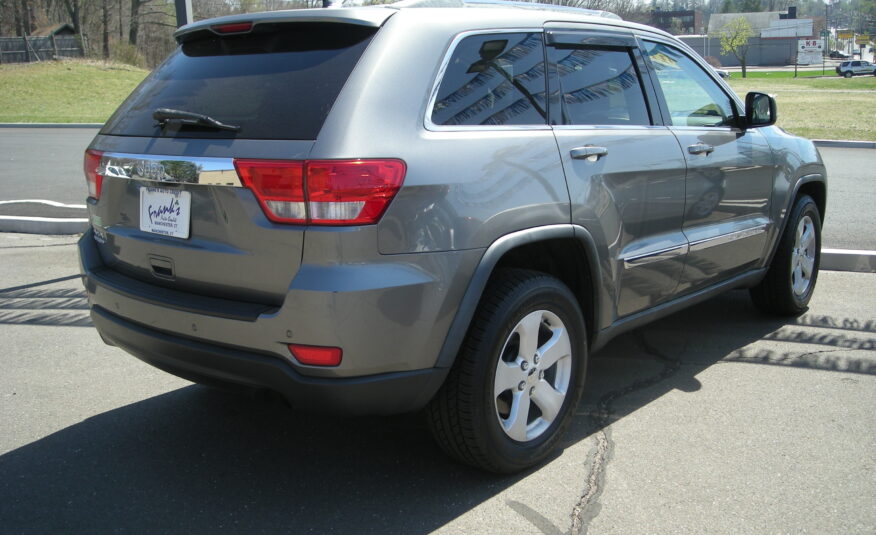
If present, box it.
[568,330,685,535]
[568,426,609,535]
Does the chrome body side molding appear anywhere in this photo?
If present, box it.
[689,223,770,252]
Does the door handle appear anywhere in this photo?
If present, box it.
[570,146,608,161]
[688,143,715,155]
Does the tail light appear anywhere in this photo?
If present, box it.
[84,149,104,200]
[234,160,306,224]
[234,159,405,226]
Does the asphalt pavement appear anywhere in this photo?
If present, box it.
[0,232,873,533]
[0,127,96,205]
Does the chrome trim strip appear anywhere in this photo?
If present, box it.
[670,126,740,133]
[551,124,667,131]
[99,152,241,187]
[424,28,549,133]
[688,224,769,253]
[622,243,688,269]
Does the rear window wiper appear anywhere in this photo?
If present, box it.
[153,108,241,132]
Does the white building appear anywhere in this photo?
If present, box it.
[708,9,813,39]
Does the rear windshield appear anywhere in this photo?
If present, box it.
[101,23,376,140]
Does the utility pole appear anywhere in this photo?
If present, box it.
[175,0,192,28]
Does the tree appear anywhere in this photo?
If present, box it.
[101,0,110,58]
[717,16,754,77]
[62,0,84,35]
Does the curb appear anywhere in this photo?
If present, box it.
[821,248,876,273]
[0,123,102,128]
[813,140,876,149]
[0,216,88,235]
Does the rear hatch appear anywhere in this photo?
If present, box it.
[87,15,385,306]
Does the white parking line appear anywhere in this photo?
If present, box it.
[0,199,87,209]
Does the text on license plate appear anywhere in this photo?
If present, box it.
[139,187,191,239]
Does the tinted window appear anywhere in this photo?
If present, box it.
[548,46,650,126]
[101,23,376,140]
[431,33,547,126]
[642,41,736,128]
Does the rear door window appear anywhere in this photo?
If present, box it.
[101,23,376,140]
[547,46,651,126]
[430,32,548,127]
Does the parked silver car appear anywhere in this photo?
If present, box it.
[79,0,827,473]
[836,59,876,77]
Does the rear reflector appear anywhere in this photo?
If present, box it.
[288,344,342,367]
[234,158,405,226]
[212,22,253,34]
[84,149,104,200]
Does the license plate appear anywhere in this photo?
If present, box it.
[139,187,191,239]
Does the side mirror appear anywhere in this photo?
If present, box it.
[745,92,777,128]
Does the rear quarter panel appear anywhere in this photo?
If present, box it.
[312,10,571,255]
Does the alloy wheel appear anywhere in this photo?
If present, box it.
[791,215,816,297]
[493,310,572,442]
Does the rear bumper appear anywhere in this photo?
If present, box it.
[91,304,448,414]
[78,228,480,414]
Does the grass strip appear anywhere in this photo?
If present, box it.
[0,59,147,123]
[727,76,876,141]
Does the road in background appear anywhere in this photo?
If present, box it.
[819,147,875,250]
[0,129,872,250]
[0,127,96,206]
[0,231,873,533]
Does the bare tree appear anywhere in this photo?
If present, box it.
[101,0,109,57]
[62,0,83,35]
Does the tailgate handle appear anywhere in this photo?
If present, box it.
[570,146,608,161]
[149,255,175,280]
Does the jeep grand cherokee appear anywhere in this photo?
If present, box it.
[79,0,827,473]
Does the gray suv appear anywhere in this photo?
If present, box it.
[79,0,827,473]
[835,59,876,77]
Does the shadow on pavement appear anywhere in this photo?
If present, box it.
[1,290,873,533]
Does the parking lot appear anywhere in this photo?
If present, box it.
[0,230,873,533]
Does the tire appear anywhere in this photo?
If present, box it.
[843,71,853,78]
[427,269,587,473]
[750,195,821,315]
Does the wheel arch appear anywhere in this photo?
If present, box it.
[763,173,826,270]
[434,224,603,368]
[797,179,826,222]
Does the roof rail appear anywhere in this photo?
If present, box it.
[387,0,622,20]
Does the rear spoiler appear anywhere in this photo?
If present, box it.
[174,7,397,43]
